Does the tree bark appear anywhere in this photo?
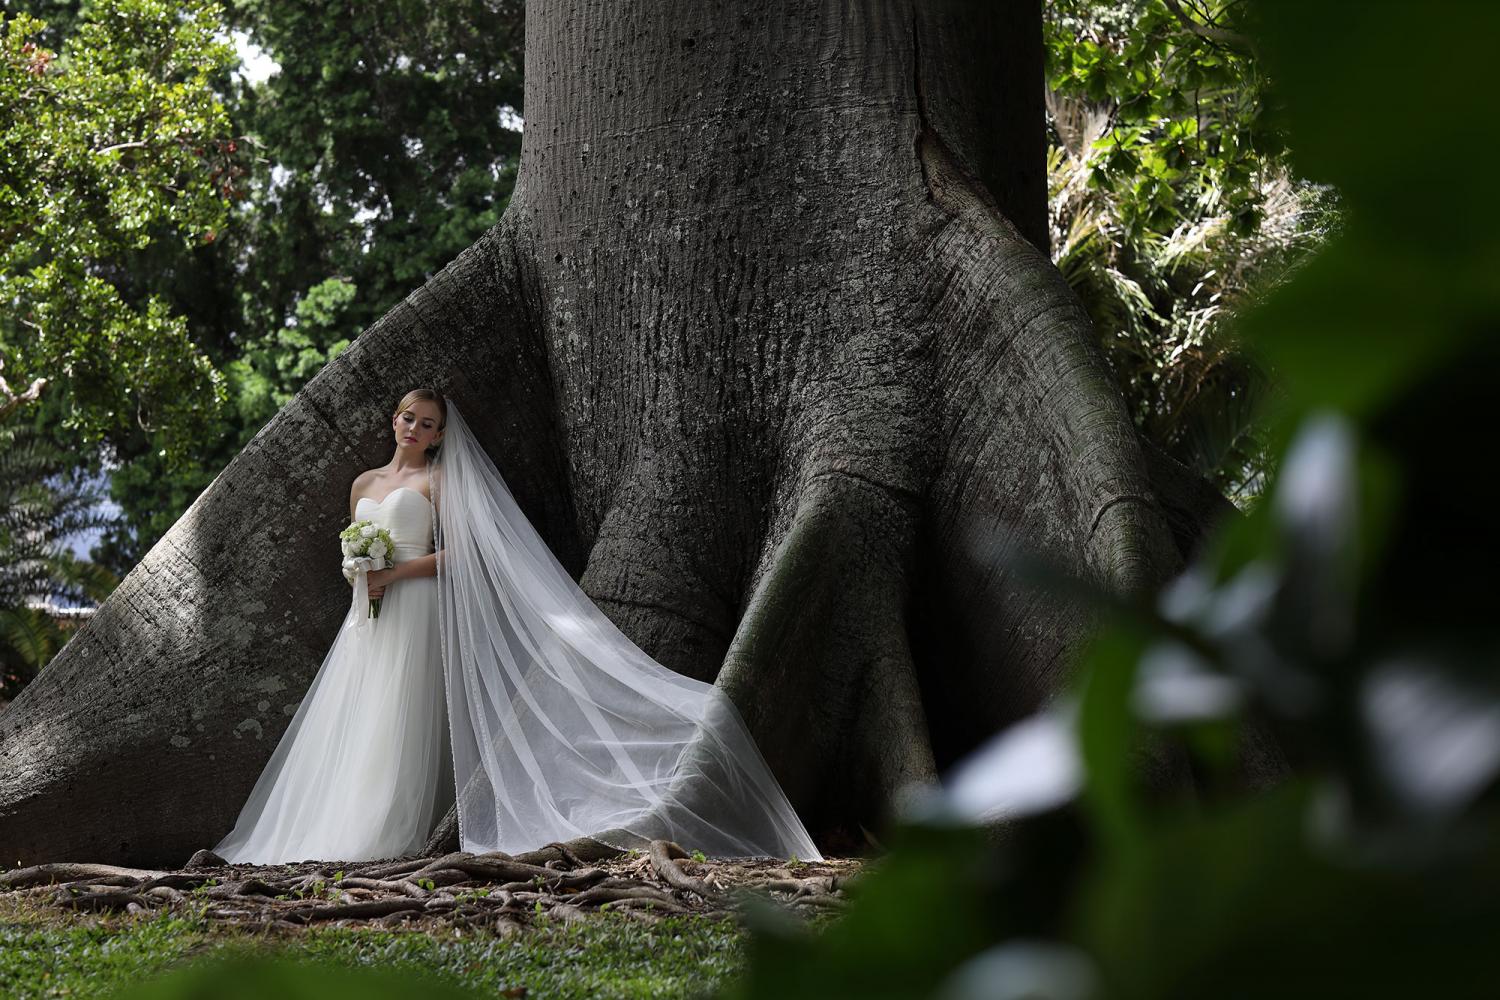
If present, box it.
[0,0,1213,867]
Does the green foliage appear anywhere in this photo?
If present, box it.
[1044,0,1334,504]
[0,604,65,698]
[0,910,209,999]
[730,2,1500,997]
[0,418,118,696]
[0,0,239,464]
[223,277,351,424]
[0,422,110,607]
[94,0,525,571]
[89,274,361,576]
[1045,0,1272,247]
[222,0,523,333]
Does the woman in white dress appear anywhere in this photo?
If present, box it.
[214,388,820,865]
[214,390,454,862]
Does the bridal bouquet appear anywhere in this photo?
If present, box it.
[340,519,396,619]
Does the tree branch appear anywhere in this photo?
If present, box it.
[0,357,47,423]
[1161,0,1254,52]
[92,140,149,156]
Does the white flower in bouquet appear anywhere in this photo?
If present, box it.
[338,518,399,618]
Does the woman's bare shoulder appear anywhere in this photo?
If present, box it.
[348,468,382,514]
[349,468,382,493]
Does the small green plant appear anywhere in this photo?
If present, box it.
[690,850,706,863]
[290,882,333,900]
[417,878,436,891]
[185,899,212,926]
[453,886,492,905]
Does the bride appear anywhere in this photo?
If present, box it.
[212,388,820,865]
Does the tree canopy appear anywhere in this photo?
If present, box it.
[0,0,236,462]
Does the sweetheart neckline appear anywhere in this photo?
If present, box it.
[356,485,432,509]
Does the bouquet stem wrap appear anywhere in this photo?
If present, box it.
[349,564,371,631]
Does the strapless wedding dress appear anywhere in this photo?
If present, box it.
[213,487,454,863]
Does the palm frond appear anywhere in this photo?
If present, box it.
[42,551,120,604]
[0,604,65,697]
[0,421,115,620]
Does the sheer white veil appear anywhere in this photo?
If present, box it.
[431,401,822,861]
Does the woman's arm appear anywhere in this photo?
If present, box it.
[366,552,439,599]
[385,549,444,582]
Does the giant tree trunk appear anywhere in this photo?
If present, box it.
[0,0,1222,867]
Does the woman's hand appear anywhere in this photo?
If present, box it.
[367,567,398,600]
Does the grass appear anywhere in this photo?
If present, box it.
[0,896,751,1000]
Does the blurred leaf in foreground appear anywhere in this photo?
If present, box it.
[106,951,482,1000]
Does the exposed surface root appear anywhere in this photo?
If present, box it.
[648,840,723,903]
[1,841,863,933]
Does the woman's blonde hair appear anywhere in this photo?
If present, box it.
[392,388,447,454]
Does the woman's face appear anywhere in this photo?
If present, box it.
[393,399,444,454]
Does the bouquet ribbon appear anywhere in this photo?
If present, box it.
[349,563,372,631]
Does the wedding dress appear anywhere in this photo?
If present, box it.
[213,486,454,863]
[215,401,820,865]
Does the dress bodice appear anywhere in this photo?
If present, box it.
[355,487,434,564]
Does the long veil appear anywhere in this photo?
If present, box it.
[431,402,821,861]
